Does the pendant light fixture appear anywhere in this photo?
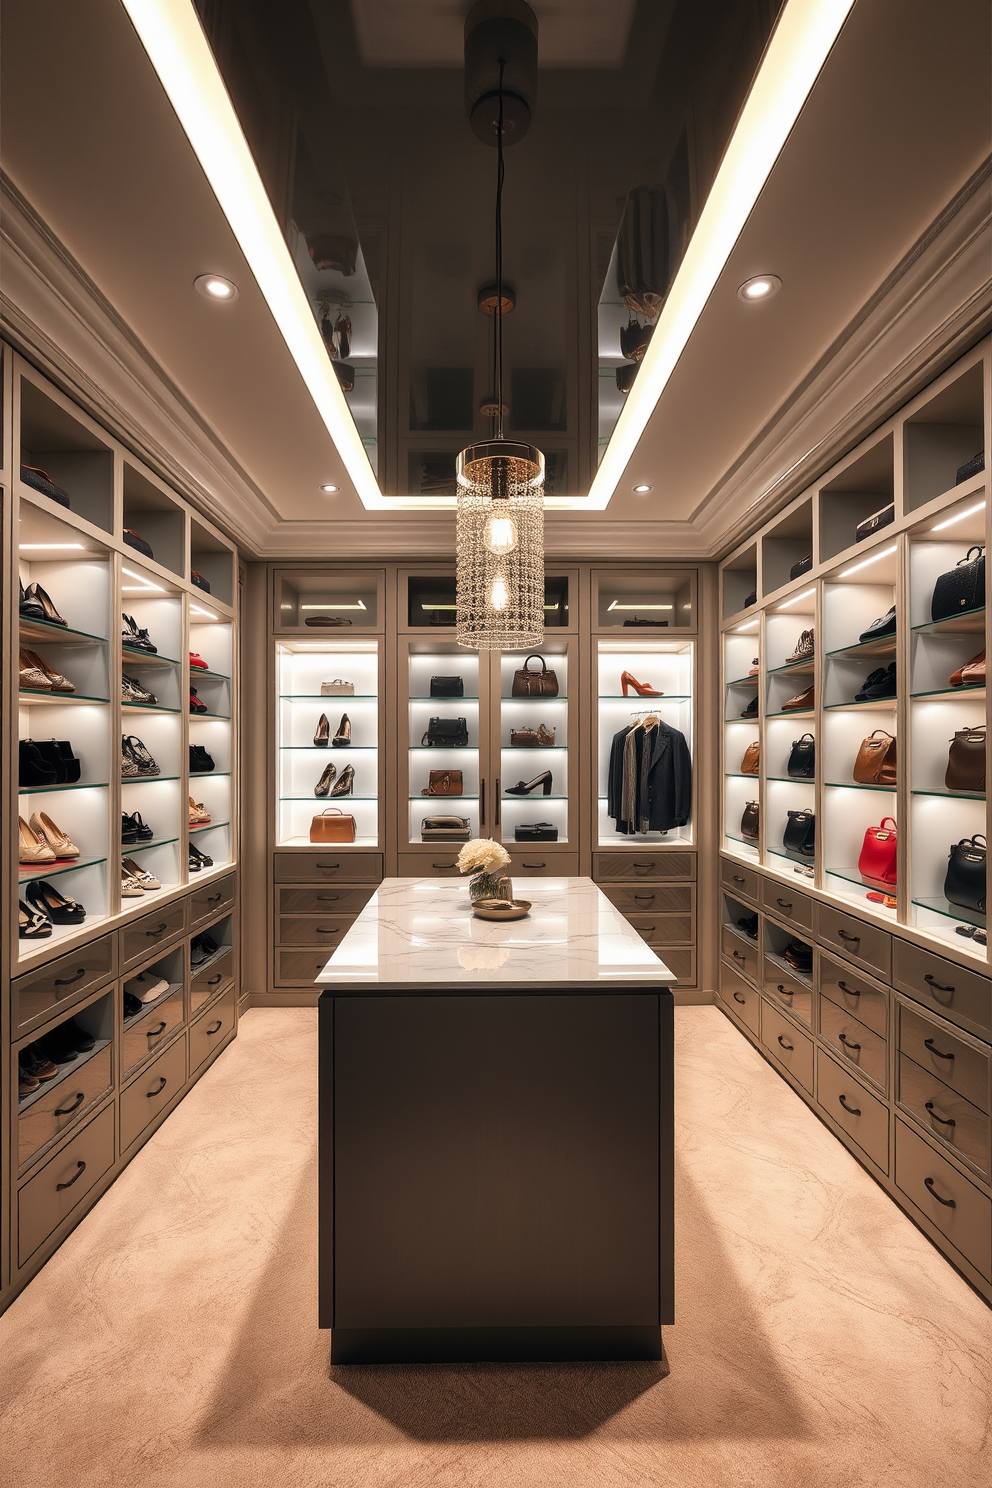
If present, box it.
[457,3,544,651]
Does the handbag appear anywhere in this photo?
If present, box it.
[956,451,985,484]
[512,655,559,697]
[931,546,985,621]
[783,809,815,856]
[422,717,469,747]
[514,822,558,841]
[740,741,760,775]
[309,806,356,843]
[858,606,896,643]
[622,617,668,627]
[321,679,354,695]
[421,815,471,840]
[422,769,463,796]
[191,570,211,593]
[944,835,987,913]
[855,503,894,542]
[786,734,816,779]
[853,730,897,785]
[430,676,464,697]
[858,817,897,886]
[123,528,154,559]
[740,801,759,840]
[945,727,986,792]
[789,553,813,580]
[20,464,70,508]
[511,728,539,746]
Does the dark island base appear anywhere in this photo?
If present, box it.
[330,1325,667,1366]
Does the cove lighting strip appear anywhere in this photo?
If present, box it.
[122,0,852,513]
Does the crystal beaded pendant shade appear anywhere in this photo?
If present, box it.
[456,441,545,650]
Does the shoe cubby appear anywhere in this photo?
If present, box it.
[121,945,186,1077]
[760,499,813,597]
[908,505,986,704]
[903,359,985,515]
[819,435,894,563]
[16,987,115,1172]
[190,517,235,609]
[822,563,897,710]
[122,462,186,578]
[276,568,383,630]
[596,641,692,846]
[18,373,115,535]
[761,920,813,1026]
[190,914,235,1014]
[722,543,757,620]
[405,643,482,846]
[723,624,760,859]
[591,568,694,630]
[189,614,233,719]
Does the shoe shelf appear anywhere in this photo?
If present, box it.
[763,949,813,990]
[823,698,897,710]
[193,668,230,682]
[910,685,985,700]
[121,774,181,784]
[123,836,179,851]
[825,637,898,661]
[122,985,183,1028]
[765,708,814,719]
[17,1036,113,1111]
[19,780,110,795]
[767,660,815,677]
[121,701,181,715]
[192,707,230,720]
[21,618,107,648]
[19,691,109,706]
[121,646,180,668]
[18,853,107,882]
[190,820,230,832]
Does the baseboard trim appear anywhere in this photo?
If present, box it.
[329,1324,667,1365]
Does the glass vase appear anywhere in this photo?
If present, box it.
[469,871,510,904]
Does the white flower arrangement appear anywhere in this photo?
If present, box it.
[456,837,511,876]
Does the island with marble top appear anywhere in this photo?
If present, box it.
[316,876,675,1365]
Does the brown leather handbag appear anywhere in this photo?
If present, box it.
[945,726,986,792]
[740,741,760,775]
[511,655,559,697]
[853,730,897,785]
[309,806,356,843]
[422,769,463,796]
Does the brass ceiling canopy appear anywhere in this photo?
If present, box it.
[477,283,516,316]
[464,0,538,147]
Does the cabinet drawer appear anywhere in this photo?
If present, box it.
[625,913,694,946]
[602,884,694,916]
[398,852,462,876]
[13,935,116,1035]
[898,1004,990,1113]
[816,1049,889,1172]
[722,925,758,984]
[818,954,888,1037]
[720,964,760,1035]
[506,852,580,877]
[654,946,695,985]
[121,902,187,968]
[274,851,383,884]
[277,884,375,916]
[593,850,696,883]
[122,990,185,1075]
[189,873,236,927]
[720,858,758,902]
[18,1103,115,1266]
[18,1045,113,1170]
[895,1118,992,1280]
[277,914,355,948]
[814,905,891,979]
[760,880,813,931]
[761,1002,814,1094]
[191,949,234,1013]
[762,954,812,1026]
[819,998,887,1093]
[276,948,335,985]
[893,939,991,1039]
[189,988,236,1075]
[121,1037,187,1152]
[898,1055,989,1178]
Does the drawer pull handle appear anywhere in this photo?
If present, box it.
[633,894,655,902]
[54,967,86,987]
[777,1034,794,1051]
[924,1176,956,1207]
[54,1091,85,1117]
[640,925,655,933]
[836,980,860,997]
[522,862,546,869]
[207,893,222,903]
[925,1101,956,1128]
[207,974,223,986]
[838,1094,861,1116]
[317,861,341,869]
[633,861,654,869]
[146,923,168,937]
[837,930,860,945]
[776,984,793,998]
[776,898,793,911]
[924,1038,954,1061]
[316,928,340,935]
[924,974,955,994]
[432,862,456,869]
[733,991,746,1005]
[147,1021,167,1037]
[147,1076,168,1097]
[838,1032,861,1053]
[206,1020,224,1035]
[56,1160,86,1191]
[732,874,745,884]
[732,949,744,961]
[317,894,340,902]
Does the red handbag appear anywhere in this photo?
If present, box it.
[858,816,897,887]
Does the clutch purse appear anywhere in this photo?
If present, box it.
[853,730,897,785]
[789,554,813,580]
[310,806,356,843]
[430,675,464,697]
[514,822,558,841]
[123,528,154,559]
[855,503,894,543]
[421,815,471,840]
[321,679,354,695]
[511,655,559,696]
[422,769,463,796]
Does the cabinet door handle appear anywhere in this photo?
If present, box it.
[777,1034,793,1051]
[838,1093,861,1116]
[836,980,860,996]
[837,929,860,945]
[206,1020,223,1035]
[54,967,86,987]
[924,1176,956,1207]
[147,1076,168,1098]
[924,1037,954,1061]
[54,1091,85,1117]
[924,973,955,994]
[480,778,486,828]
[838,1032,861,1054]
[146,923,168,937]
[56,1160,86,1191]
[776,984,793,998]
[733,991,746,1005]
[495,780,500,826]
[776,898,793,911]
[925,1101,956,1128]
[147,1021,167,1037]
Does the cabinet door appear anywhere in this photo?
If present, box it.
[402,640,493,848]
[493,644,574,850]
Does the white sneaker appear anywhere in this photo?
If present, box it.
[124,971,170,1002]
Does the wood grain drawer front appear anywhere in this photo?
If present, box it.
[762,958,812,1027]
[122,991,185,1076]
[819,999,887,1093]
[121,903,187,968]
[720,964,760,1035]
[277,914,355,948]
[720,859,758,902]
[626,913,694,946]
[18,1045,113,1170]
[814,906,891,979]
[654,946,695,985]
[818,955,888,1038]
[899,1005,990,1113]
[277,948,336,985]
[277,884,375,916]
[120,1037,187,1152]
[13,936,116,1035]
[898,1055,989,1177]
[593,851,696,883]
[190,874,236,927]
[274,852,383,884]
[190,988,236,1074]
[506,852,581,877]
[761,1003,814,1094]
[816,1049,889,1172]
[18,1103,115,1266]
[895,1119,992,1280]
[191,950,234,1013]
[893,939,991,1039]
[722,926,758,985]
[760,881,813,932]
[602,884,694,916]
[398,852,462,876]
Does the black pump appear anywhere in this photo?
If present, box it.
[505,770,553,796]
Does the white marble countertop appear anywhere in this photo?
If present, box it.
[315,877,675,989]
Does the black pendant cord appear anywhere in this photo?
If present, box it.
[494,58,506,441]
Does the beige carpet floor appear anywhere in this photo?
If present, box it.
[1,1004,990,1488]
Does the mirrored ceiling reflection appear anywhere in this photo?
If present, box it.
[193,0,783,496]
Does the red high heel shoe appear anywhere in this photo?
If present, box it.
[620,671,663,697]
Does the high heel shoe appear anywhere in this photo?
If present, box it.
[19,816,56,864]
[620,671,663,697]
[26,878,86,924]
[25,648,75,692]
[29,811,79,859]
[331,764,355,796]
[19,900,53,940]
[506,770,553,796]
[314,713,330,747]
[314,762,337,797]
[333,713,352,746]
[21,581,67,626]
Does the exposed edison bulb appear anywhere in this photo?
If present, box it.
[489,571,509,611]
[484,512,518,556]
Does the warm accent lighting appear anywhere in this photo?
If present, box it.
[300,602,367,611]
[190,604,219,619]
[839,544,897,579]
[737,275,782,302]
[319,484,339,494]
[18,543,85,550]
[122,566,166,593]
[777,586,816,609]
[633,484,653,493]
[736,620,759,633]
[456,443,545,649]
[931,500,986,532]
[607,602,673,611]
[194,273,238,301]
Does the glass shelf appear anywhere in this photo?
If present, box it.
[911,608,985,636]
[600,693,688,701]
[825,780,897,792]
[502,793,568,800]
[826,635,896,660]
[18,691,108,706]
[190,820,230,833]
[122,646,180,667]
[279,693,377,700]
[282,794,374,801]
[765,709,813,719]
[764,949,812,989]
[766,843,816,867]
[18,853,107,882]
[725,676,759,688]
[122,775,181,784]
[191,710,230,720]
[19,780,109,795]
[503,745,568,752]
[767,659,815,676]
[193,669,230,682]
[122,836,179,852]
[725,830,759,847]
[825,865,898,896]
[17,1036,112,1111]
[726,771,759,779]
[913,895,986,927]
[121,701,180,714]
[911,787,985,800]
[20,616,107,647]
[409,744,477,751]
[122,984,184,1029]
[410,695,479,702]
[501,694,569,702]
[190,769,233,776]
[823,698,896,710]
[911,685,985,700]
[766,775,815,783]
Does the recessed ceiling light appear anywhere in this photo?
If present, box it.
[633,484,653,493]
[737,274,782,303]
[194,273,239,301]
[319,484,339,493]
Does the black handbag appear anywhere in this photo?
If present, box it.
[430,676,464,697]
[123,528,154,560]
[789,553,813,580]
[422,717,469,747]
[783,809,815,856]
[931,546,985,622]
[514,822,558,841]
[855,503,894,542]
[740,801,759,840]
[956,451,985,484]
[622,617,669,627]
[944,835,986,914]
[21,464,70,508]
[787,733,816,779]
[191,570,212,593]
